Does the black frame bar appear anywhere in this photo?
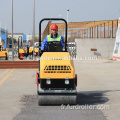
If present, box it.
[18,36,23,58]
[39,18,68,52]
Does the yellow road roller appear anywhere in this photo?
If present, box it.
[18,36,39,59]
[18,36,27,59]
[36,18,77,105]
[0,40,9,60]
[29,47,39,56]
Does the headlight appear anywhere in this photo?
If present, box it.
[46,80,51,85]
[65,80,69,85]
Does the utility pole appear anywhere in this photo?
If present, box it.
[33,0,35,60]
[67,9,69,23]
[67,9,69,41]
[11,0,14,61]
[0,21,1,36]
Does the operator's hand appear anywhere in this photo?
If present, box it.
[39,50,42,53]
[63,47,65,51]
[39,50,44,56]
[40,50,44,53]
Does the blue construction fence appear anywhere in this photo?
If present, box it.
[0,35,7,49]
[0,34,31,49]
[23,34,30,46]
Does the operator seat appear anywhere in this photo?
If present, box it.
[47,41,63,52]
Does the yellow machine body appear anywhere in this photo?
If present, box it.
[29,47,38,53]
[1,42,4,48]
[24,48,27,53]
[19,49,25,53]
[0,41,9,58]
[40,52,75,79]
[0,51,9,57]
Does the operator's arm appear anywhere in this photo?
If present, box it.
[60,36,64,47]
[41,36,48,50]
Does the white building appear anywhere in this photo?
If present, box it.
[8,33,24,41]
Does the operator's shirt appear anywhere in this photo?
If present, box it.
[41,33,64,50]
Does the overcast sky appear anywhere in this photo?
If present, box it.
[0,0,120,34]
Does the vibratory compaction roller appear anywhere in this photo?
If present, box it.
[36,18,77,105]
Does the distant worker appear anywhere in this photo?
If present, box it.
[41,24,64,51]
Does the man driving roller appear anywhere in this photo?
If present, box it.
[41,24,64,51]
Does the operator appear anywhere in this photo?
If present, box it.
[41,24,64,51]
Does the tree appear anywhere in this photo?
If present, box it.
[7,37,17,45]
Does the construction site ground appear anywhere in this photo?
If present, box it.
[0,59,120,120]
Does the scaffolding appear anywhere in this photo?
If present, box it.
[42,19,118,42]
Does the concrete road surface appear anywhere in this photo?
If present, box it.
[0,59,120,120]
